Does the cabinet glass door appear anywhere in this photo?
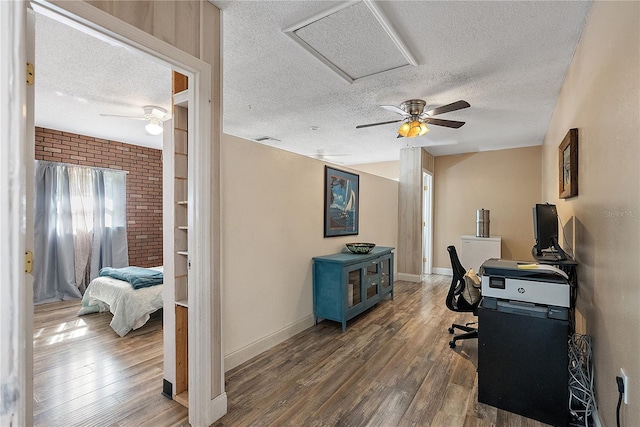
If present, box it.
[380,255,391,291]
[347,267,362,308]
[365,260,379,301]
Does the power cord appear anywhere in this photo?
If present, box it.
[616,376,624,427]
[569,334,595,426]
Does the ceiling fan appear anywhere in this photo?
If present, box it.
[356,99,470,138]
[100,105,168,135]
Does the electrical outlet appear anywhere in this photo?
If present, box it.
[620,368,629,404]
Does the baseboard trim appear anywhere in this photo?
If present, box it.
[432,267,452,276]
[224,314,315,371]
[396,273,422,282]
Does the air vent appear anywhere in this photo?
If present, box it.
[253,136,281,143]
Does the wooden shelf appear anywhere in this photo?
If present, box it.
[172,77,189,412]
[174,390,189,408]
[173,90,189,108]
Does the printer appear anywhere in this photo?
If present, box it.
[479,258,570,321]
[477,258,572,426]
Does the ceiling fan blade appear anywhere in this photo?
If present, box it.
[356,119,402,129]
[424,100,470,117]
[381,105,409,116]
[424,117,466,128]
[100,113,147,120]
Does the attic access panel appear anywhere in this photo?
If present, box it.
[284,0,417,83]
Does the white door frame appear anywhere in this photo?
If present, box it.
[422,171,434,275]
[0,2,31,425]
[2,1,225,425]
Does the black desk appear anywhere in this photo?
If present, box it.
[478,299,569,426]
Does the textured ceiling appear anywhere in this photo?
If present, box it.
[212,0,592,164]
[35,13,171,150]
[34,1,592,164]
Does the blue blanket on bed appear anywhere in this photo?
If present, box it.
[99,267,163,290]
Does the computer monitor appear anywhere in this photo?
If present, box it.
[533,203,559,255]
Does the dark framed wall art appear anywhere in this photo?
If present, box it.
[324,166,359,237]
[559,128,578,199]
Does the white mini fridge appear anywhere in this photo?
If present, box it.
[460,235,501,272]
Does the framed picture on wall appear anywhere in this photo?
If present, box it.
[559,128,578,199]
[324,166,359,237]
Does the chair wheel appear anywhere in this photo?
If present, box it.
[448,327,454,334]
[449,340,456,348]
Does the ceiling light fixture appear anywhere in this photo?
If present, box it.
[397,119,429,138]
[143,106,166,135]
[145,117,164,135]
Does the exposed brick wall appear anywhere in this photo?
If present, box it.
[35,127,163,268]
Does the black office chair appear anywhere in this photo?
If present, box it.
[446,245,479,348]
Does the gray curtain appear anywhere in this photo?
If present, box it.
[69,167,94,293]
[33,161,129,304]
[33,162,82,303]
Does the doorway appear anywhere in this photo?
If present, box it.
[31,9,173,425]
[422,171,433,276]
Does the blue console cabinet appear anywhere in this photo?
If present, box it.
[312,246,394,331]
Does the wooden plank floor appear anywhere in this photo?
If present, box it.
[216,275,549,427]
[34,276,549,426]
[33,300,188,427]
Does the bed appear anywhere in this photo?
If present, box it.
[77,266,163,337]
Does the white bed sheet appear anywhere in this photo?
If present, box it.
[77,266,163,337]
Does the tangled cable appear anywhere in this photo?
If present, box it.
[569,333,596,426]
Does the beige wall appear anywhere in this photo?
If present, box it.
[541,2,640,426]
[350,160,400,181]
[221,134,398,367]
[433,146,542,269]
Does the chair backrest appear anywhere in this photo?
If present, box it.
[446,245,476,313]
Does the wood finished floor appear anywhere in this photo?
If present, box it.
[34,276,549,427]
[33,301,188,427]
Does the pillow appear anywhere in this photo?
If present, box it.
[461,268,482,305]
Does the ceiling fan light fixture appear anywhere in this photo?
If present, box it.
[397,121,411,137]
[145,117,163,135]
[403,120,421,138]
[360,99,469,137]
